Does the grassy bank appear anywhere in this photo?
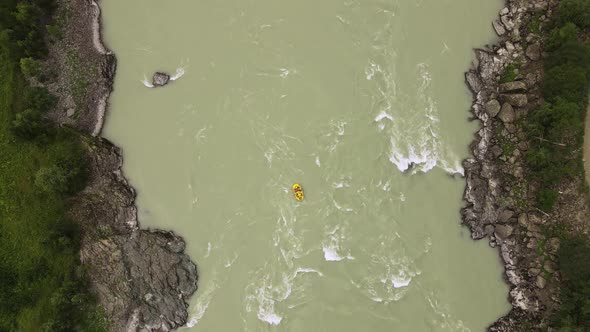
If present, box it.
[0,1,106,330]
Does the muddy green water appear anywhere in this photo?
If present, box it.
[102,0,509,330]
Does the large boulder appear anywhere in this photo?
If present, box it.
[466,71,483,93]
[485,99,502,117]
[498,209,514,223]
[490,145,503,158]
[544,260,557,273]
[498,103,516,123]
[501,15,515,31]
[501,94,528,107]
[493,20,506,36]
[499,81,527,93]
[495,224,514,240]
[152,72,170,87]
[536,275,547,289]
[546,237,560,254]
[526,43,541,61]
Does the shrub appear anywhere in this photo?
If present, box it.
[537,188,558,211]
[24,86,57,112]
[35,165,70,194]
[46,24,61,41]
[19,56,41,78]
[10,108,45,139]
[500,62,520,83]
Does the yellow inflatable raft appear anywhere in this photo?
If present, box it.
[292,183,304,201]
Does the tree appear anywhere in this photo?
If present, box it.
[553,236,590,329]
[547,23,579,51]
[545,40,590,74]
[12,3,40,28]
[554,0,590,29]
[548,98,584,144]
[542,64,589,104]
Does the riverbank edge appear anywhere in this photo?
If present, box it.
[47,1,199,330]
[461,0,563,330]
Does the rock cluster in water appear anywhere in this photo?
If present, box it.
[152,72,171,87]
[462,0,563,330]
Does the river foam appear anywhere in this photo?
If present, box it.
[170,67,186,81]
[369,62,464,175]
[322,226,354,262]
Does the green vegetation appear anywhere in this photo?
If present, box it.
[500,62,520,83]
[527,0,590,330]
[553,0,590,29]
[19,57,41,78]
[66,49,93,114]
[528,14,542,34]
[525,0,590,211]
[46,5,71,42]
[0,0,107,330]
[553,236,590,330]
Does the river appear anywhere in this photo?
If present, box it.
[101,0,510,330]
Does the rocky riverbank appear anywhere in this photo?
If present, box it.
[461,0,580,329]
[44,0,199,330]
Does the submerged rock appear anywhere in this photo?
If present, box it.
[152,72,170,87]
